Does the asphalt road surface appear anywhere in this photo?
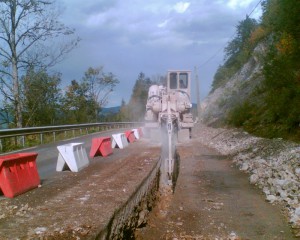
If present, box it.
[4,128,129,180]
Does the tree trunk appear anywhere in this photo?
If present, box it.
[10,1,22,128]
[12,57,22,128]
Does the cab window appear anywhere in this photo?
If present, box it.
[170,72,177,89]
[179,73,188,89]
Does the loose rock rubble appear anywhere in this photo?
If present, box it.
[196,124,300,236]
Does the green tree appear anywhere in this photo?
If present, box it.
[211,16,258,92]
[61,80,93,124]
[22,69,62,126]
[225,16,258,62]
[61,67,119,124]
[0,0,79,128]
[82,67,119,122]
[258,0,300,138]
[0,103,13,129]
[226,0,300,141]
[127,72,153,121]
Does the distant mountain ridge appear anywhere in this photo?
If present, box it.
[100,106,121,116]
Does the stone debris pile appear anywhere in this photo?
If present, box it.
[196,124,300,234]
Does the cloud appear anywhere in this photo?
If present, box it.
[55,0,263,107]
[158,19,170,28]
[82,0,118,15]
[173,2,191,13]
[227,0,254,10]
[86,12,106,27]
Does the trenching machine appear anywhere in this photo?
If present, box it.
[144,70,194,187]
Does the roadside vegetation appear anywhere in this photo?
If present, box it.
[0,1,164,129]
[0,1,120,129]
[212,0,300,142]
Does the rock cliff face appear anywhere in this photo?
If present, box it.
[201,44,265,126]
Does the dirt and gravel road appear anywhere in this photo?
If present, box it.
[136,137,295,239]
[0,139,161,239]
[1,124,297,239]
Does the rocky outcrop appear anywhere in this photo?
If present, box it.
[201,44,265,126]
[196,124,300,235]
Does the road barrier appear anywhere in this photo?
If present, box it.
[111,133,128,149]
[125,130,136,143]
[90,137,113,158]
[56,143,89,172]
[0,122,143,153]
[132,129,140,140]
[0,127,143,198]
[0,152,40,198]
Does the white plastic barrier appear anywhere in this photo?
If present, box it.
[111,133,129,149]
[56,142,89,172]
[132,128,140,140]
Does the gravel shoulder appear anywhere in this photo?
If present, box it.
[195,124,300,236]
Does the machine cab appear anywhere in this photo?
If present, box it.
[167,70,191,96]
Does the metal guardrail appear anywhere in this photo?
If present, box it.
[0,122,144,153]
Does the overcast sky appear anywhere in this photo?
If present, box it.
[54,0,262,107]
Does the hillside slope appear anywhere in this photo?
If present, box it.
[202,0,300,141]
[201,44,265,126]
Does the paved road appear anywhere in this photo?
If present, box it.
[6,128,129,180]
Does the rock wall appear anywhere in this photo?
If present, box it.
[201,44,265,126]
[196,124,300,236]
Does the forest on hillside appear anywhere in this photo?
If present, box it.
[211,0,300,142]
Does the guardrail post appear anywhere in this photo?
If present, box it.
[53,132,56,142]
[0,139,2,152]
[72,130,75,138]
[22,136,25,148]
[40,133,43,144]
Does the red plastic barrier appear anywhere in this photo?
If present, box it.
[90,137,113,158]
[0,152,40,198]
[125,130,135,143]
